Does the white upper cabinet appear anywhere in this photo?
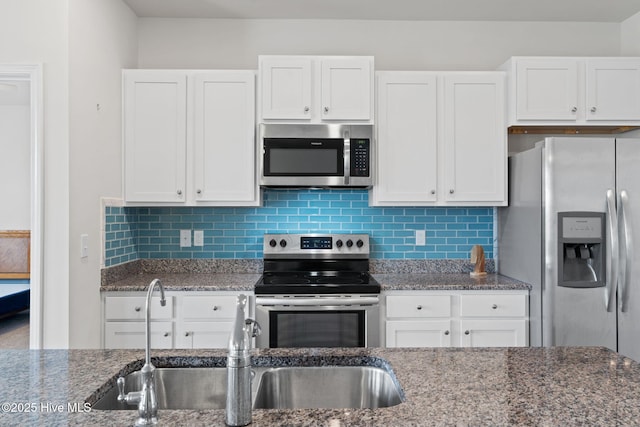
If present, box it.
[585,59,640,121]
[124,71,187,203]
[502,57,640,126]
[514,59,578,121]
[372,71,506,206]
[259,55,374,123]
[443,73,506,204]
[123,70,260,206]
[372,72,438,204]
[193,72,257,204]
[260,57,312,120]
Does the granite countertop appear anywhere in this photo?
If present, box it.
[373,273,532,291]
[100,273,261,292]
[101,272,529,293]
[1,346,639,426]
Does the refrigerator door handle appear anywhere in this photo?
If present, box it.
[619,190,632,312]
[606,189,619,312]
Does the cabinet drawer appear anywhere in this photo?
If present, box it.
[460,294,526,317]
[386,295,451,318]
[105,296,174,320]
[181,295,240,320]
[104,321,173,349]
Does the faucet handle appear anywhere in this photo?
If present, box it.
[117,377,126,402]
[245,318,261,338]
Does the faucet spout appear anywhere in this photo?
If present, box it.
[145,278,166,365]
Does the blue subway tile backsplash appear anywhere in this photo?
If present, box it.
[104,189,495,267]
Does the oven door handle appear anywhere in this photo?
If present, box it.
[256,297,379,307]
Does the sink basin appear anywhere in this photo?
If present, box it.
[253,366,403,409]
[91,367,227,410]
[90,358,404,411]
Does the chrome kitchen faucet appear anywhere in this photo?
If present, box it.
[226,294,261,427]
[117,278,166,426]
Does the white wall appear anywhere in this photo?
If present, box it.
[0,0,70,348]
[68,0,137,348]
[621,11,640,55]
[0,104,30,229]
[137,19,621,70]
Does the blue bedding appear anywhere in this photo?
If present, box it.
[0,284,30,318]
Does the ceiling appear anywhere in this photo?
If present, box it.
[122,0,640,22]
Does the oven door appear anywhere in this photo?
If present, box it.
[255,296,380,348]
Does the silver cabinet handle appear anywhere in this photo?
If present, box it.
[196,189,202,195]
[449,189,454,194]
[164,332,170,337]
[571,106,578,113]
[430,190,436,195]
[591,107,597,113]
[606,189,619,312]
[324,106,329,113]
[185,332,190,337]
[620,190,632,312]
[416,305,423,310]
[177,189,183,196]
[464,330,470,335]
[304,106,310,113]
[212,306,219,311]
[444,330,450,335]
[134,306,141,312]
[492,304,498,309]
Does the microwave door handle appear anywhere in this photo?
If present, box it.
[343,129,350,185]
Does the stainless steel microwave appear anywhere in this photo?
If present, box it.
[259,123,374,188]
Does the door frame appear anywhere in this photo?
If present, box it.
[0,64,44,349]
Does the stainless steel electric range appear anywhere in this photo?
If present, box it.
[254,233,380,348]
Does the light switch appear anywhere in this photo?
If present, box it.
[415,230,426,246]
[80,234,89,258]
[180,230,192,247]
[194,230,204,247]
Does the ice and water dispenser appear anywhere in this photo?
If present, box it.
[557,212,605,288]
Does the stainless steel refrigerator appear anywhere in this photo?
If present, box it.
[498,136,640,361]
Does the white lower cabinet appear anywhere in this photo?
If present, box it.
[102,291,251,349]
[384,290,528,348]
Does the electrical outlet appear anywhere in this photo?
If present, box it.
[415,230,426,246]
[180,230,192,247]
[194,230,204,247]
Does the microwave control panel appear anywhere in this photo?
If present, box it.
[350,139,370,177]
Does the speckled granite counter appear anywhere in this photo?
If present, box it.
[100,273,260,292]
[1,346,639,426]
[374,273,531,291]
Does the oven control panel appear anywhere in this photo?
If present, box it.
[264,233,370,258]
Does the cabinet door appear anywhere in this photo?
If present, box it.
[123,71,187,202]
[193,72,258,204]
[176,321,234,349]
[443,73,506,203]
[260,57,312,120]
[104,321,173,349]
[320,58,372,120]
[586,59,640,121]
[386,320,452,347]
[372,72,437,205]
[515,59,578,120]
[459,319,527,347]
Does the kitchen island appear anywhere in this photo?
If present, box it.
[1,346,638,426]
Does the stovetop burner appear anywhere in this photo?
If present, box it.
[256,233,380,295]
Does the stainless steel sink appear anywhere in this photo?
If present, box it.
[92,367,227,410]
[253,366,403,409]
[91,361,404,411]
